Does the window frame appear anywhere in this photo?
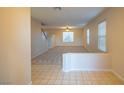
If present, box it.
[86,29,90,46]
[63,32,74,43]
[98,20,107,52]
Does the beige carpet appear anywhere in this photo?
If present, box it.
[32,46,124,85]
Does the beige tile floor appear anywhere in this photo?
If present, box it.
[32,46,124,85]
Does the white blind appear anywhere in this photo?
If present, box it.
[98,21,106,52]
[63,32,74,42]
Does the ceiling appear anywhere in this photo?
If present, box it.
[31,7,107,29]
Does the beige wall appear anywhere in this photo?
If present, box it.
[84,8,124,79]
[0,8,9,83]
[31,18,48,59]
[47,29,84,47]
[0,8,31,84]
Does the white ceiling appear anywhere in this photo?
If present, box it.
[31,7,107,29]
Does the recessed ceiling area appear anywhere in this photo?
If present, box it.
[31,7,107,29]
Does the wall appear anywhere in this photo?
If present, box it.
[63,53,111,72]
[84,8,124,79]
[0,8,31,84]
[0,8,9,84]
[31,18,48,59]
[47,29,84,47]
[47,33,56,48]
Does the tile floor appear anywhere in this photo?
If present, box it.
[32,46,124,85]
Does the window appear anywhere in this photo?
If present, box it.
[98,21,107,52]
[87,29,90,45]
[63,32,74,42]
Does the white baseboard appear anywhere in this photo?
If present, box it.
[111,70,124,81]
[28,81,32,85]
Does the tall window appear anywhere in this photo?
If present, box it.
[98,21,107,52]
[87,29,90,45]
[63,32,74,42]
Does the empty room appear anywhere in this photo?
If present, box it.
[31,7,124,85]
[0,7,124,85]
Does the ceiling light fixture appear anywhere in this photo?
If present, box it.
[66,26,70,32]
[53,7,62,11]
